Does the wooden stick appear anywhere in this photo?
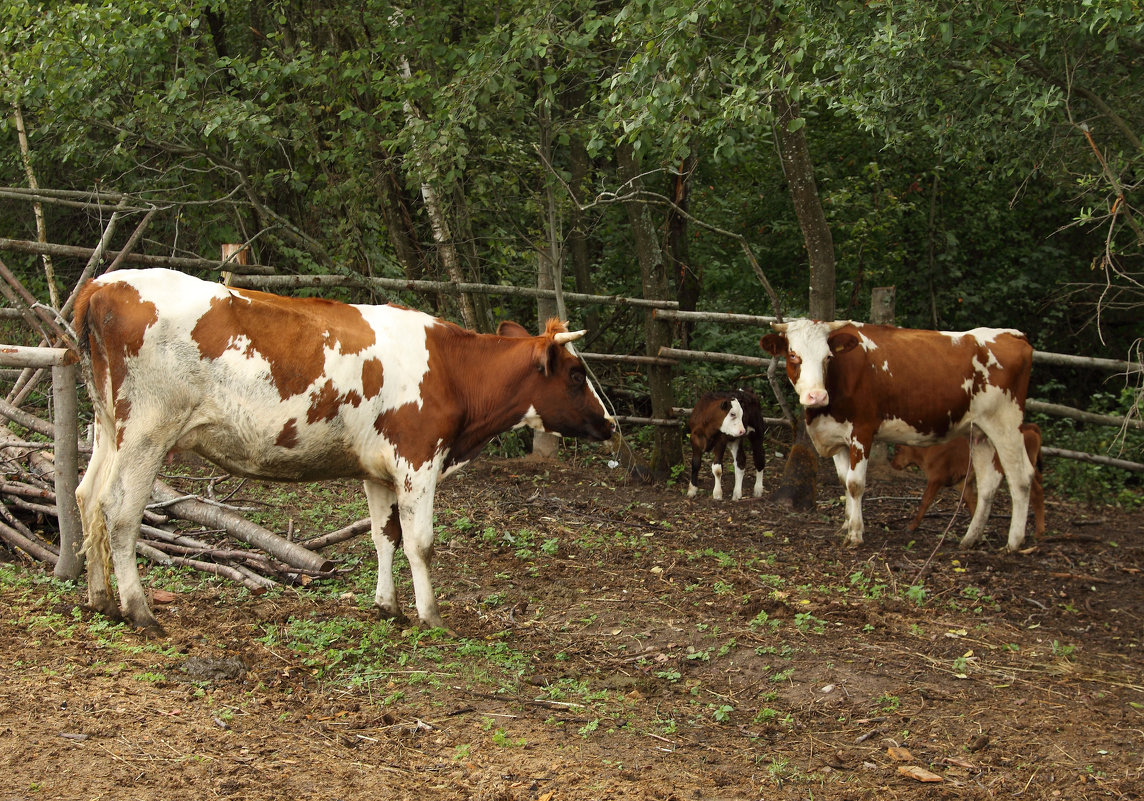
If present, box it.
[163,556,274,592]
[302,518,371,550]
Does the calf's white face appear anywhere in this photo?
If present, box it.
[719,399,747,437]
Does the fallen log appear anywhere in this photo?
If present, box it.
[0,518,57,564]
[151,480,333,574]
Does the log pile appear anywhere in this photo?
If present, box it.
[0,404,367,593]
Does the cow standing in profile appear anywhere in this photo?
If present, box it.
[892,423,1045,537]
[686,389,767,500]
[760,319,1035,551]
[74,269,615,634]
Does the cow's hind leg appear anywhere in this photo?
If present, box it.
[749,430,765,498]
[76,423,116,620]
[970,422,1034,551]
[992,427,1034,551]
[96,438,172,633]
[364,481,406,622]
[960,434,1004,549]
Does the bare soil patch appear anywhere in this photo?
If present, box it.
[1,453,1141,800]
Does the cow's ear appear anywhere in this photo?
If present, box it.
[498,321,531,338]
[533,341,562,376]
[759,334,788,356]
[828,332,860,355]
[720,399,732,412]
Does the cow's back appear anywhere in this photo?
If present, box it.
[817,324,1031,446]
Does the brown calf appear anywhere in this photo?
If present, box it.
[891,423,1045,537]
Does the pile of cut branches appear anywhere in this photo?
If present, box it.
[0,403,370,593]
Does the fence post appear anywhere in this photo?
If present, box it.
[51,360,83,579]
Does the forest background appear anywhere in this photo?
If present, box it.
[0,0,1140,498]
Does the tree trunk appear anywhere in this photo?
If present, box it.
[773,90,836,321]
[567,129,600,336]
[616,142,680,476]
[398,55,478,329]
[667,157,700,347]
[532,102,563,459]
[375,159,427,283]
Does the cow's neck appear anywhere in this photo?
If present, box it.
[441,339,541,466]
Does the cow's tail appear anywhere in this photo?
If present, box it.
[79,502,114,598]
[73,280,97,359]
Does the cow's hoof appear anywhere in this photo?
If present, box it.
[374,605,410,625]
[132,619,168,638]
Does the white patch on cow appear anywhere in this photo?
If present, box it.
[805,415,854,459]
[719,399,747,438]
[355,304,434,412]
[857,332,877,352]
[518,404,552,434]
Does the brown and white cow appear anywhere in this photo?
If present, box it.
[74,268,615,633]
[686,389,766,500]
[891,423,1045,537]
[760,319,1035,550]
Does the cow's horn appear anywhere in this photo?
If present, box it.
[554,330,586,344]
[827,320,851,331]
[771,322,788,332]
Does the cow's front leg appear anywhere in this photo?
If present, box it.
[729,440,746,500]
[710,438,727,500]
[837,442,869,547]
[396,470,448,631]
[364,481,406,622]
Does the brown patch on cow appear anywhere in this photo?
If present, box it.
[361,357,384,399]
[76,281,159,447]
[191,289,376,400]
[404,475,414,493]
[372,325,468,471]
[383,508,401,546]
[308,380,364,424]
[276,418,299,449]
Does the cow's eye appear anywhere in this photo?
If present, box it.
[570,370,586,387]
[788,353,802,366]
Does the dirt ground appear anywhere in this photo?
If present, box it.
[0,449,1141,801]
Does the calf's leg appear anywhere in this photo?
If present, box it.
[709,438,728,500]
[729,439,746,500]
[749,430,765,498]
[686,436,706,498]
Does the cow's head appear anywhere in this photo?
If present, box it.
[498,319,616,441]
[759,319,859,408]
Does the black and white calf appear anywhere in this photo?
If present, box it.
[686,389,767,500]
